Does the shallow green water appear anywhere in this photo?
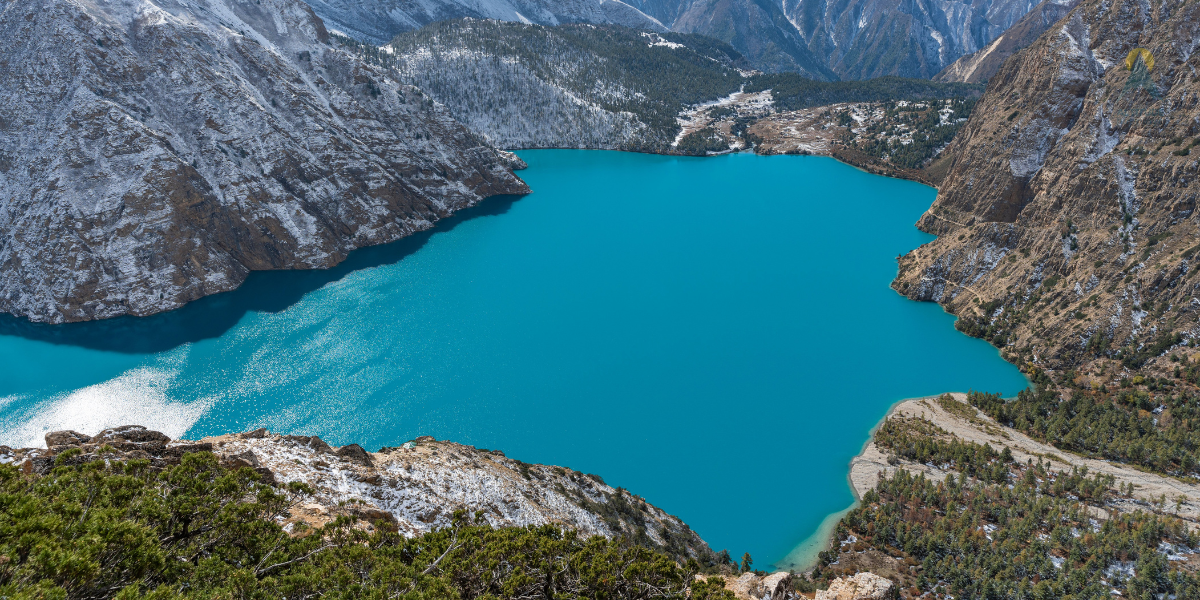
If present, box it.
[0,150,1026,567]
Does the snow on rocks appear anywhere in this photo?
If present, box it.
[0,0,528,324]
[200,430,711,556]
[4,425,713,558]
[814,572,893,600]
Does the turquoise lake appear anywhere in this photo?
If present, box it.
[0,150,1027,568]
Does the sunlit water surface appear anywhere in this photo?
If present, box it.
[0,150,1027,567]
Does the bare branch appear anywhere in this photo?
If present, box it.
[255,543,335,578]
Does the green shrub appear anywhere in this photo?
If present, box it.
[0,454,733,600]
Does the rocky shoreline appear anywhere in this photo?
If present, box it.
[2,424,902,600]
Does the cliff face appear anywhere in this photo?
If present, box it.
[0,0,528,324]
[2,426,712,560]
[896,0,1200,369]
[933,0,1080,83]
[780,0,1042,79]
[668,0,836,77]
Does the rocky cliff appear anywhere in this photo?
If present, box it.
[666,0,836,77]
[896,0,1200,371]
[0,0,528,324]
[933,0,1079,83]
[779,0,1042,79]
[1,425,712,560]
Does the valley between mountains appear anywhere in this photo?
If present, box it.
[10,0,1200,597]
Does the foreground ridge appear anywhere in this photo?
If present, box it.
[1,425,708,559]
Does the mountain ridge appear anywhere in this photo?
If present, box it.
[298,0,1049,79]
[895,0,1200,372]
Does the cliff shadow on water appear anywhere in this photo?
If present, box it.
[0,194,529,354]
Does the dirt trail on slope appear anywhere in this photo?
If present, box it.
[850,392,1200,526]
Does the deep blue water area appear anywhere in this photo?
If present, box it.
[0,150,1027,568]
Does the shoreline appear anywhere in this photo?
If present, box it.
[771,392,965,573]
[505,145,941,189]
[848,391,1200,532]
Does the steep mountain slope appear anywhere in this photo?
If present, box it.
[373,21,748,150]
[354,20,979,152]
[300,0,1043,79]
[895,0,1200,370]
[0,0,527,324]
[934,0,1080,83]
[301,0,666,44]
[781,0,1042,79]
[667,0,836,77]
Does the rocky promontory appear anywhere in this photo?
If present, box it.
[1,425,710,560]
[2,424,905,599]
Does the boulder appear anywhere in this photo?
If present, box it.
[727,572,793,600]
[221,450,261,469]
[336,443,374,467]
[241,428,269,439]
[94,426,171,446]
[254,467,277,485]
[350,506,398,526]
[816,572,893,600]
[44,430,91,448]
[284,435,333,453]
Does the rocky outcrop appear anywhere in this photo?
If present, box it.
[934,0,1080,83]
[815,573,893,600]
[720,572,795,600]
[0,426,712,560]
[896,0,1200,369]
[0,0,528,324]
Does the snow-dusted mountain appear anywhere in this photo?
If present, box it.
[779,0,1047,79]
[303,0,1050,79]
[667,0,835,77]
[302,0,667,43]
[0,0,527,323]
[933,0,1080,83]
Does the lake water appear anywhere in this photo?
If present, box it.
[0,150,1027,568]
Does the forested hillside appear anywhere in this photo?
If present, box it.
[744,75,982,111]
[341,22,748,150]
